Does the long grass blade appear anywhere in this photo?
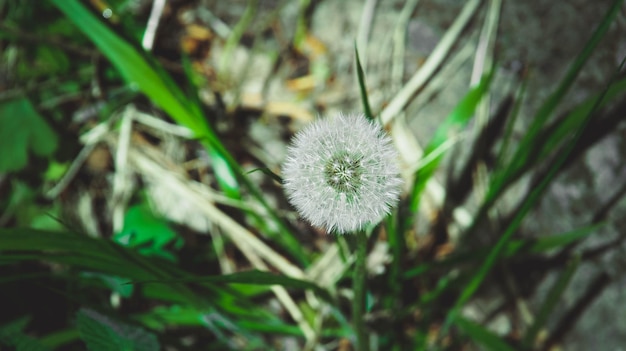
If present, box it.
[455,317,516,351]
[405,69,494,231]
[485,0,624,205]
[443,19,625,332]
[402,223,602,278]
[49,0,307,263]
[521,255,580,350]
[355,44,374,120]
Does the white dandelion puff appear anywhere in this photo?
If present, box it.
[282,113,403,234]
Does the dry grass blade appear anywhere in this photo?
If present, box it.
[106,131,318,342]
[380,0,483,126]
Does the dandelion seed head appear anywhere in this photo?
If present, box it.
[282,113,403,234]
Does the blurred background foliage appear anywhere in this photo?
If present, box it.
[1,0,626,350]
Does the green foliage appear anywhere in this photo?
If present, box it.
[405,68,494,231]
[114,205,183,262]
[0,316,51,351]
[49,0,307,264]
[48,0,244,203]
[0,97,58,172]
[443,0,624,332]
[3,0,626,350]
[76,309,159,351]
[403,223,602,278]
[521,255,580,350]
[132,270,333,303]
[455,317,516,351]
[354,44,374,121]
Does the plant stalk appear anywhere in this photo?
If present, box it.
[353,230,369,351]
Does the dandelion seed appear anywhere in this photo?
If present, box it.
[282,113,403,233]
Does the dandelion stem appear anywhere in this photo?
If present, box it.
[353,229,369,351]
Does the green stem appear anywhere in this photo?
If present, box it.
[353,230,369,351]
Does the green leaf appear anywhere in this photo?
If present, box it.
[246,167,283,184]
[455,317,516,351]
[507,223,603,256]
[0,316,31,338]
[486,0,624,205]
[81,272,134,298]
[443,0,624,331]
[211,148,240,199]
[114,205,182,261]
[403,223,600,279]
[0,97,58,172]
[136,305,303,337]
[130,270,333,303]
[49,0,199,133]
[405,69,494,229]
[354,44,374,120]
[0,316,52,351]
[48,0,242,198]
[536,76,626,164]
[76,309,159,351]
[0,228,198,305]
[49,0,311,264]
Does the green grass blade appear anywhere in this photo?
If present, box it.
[486,0,624,204]
[0,228,208,305]
[48,0,239,198]
[49,0,307,263]
[521,255,580,350]
[129,270,333,302]
[535,76,626,163]
[495,76,527,169]
[354,44,374,120]
[77,309,160,351]
[50,0,204,136]
[443,31,623,334]
[522,223,604,254]
[402,223,601,279]
[455,317,516,351]
[405,69,494,229]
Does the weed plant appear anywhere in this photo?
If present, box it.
[0,0,625,350]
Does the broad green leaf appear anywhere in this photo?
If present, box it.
[455,317,516,351]
[43,161,70,181]
[210,149,240,199]
[114,205,183,262]
[0,316,52,351]
[0,316,30,338]
[0,97,58,172]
